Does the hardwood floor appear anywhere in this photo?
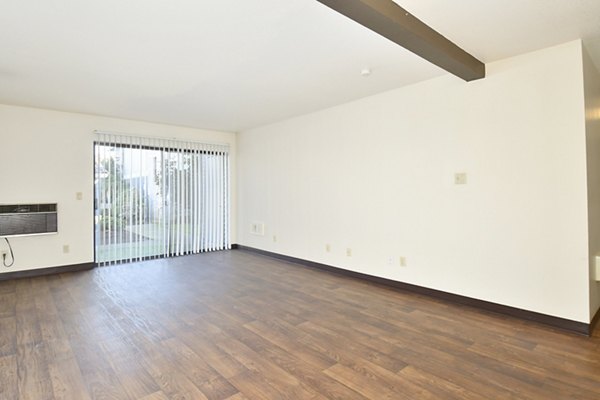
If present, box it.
[1,250,599,399]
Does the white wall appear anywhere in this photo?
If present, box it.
[238,40,592,323]
[0,104,236,273]
[583,46,600,321]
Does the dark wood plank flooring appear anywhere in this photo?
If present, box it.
[0,250,599,399]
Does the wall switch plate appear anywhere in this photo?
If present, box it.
[454,172,467,185]
[63,245,70,254]
[250,222,265,236]
[346,248,352,257]
[76,192,83,200]
[399,256,407,267]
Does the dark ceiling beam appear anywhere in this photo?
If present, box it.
[316,0,485,81]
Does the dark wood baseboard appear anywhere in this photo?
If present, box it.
[0,262,96,281]
[235,245,593,336]
[591,306,600,333]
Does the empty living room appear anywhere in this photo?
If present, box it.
[2,0,600,399]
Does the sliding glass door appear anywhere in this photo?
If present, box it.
[94,133,230,265]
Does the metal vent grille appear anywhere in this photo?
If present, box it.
[0,203,58,237]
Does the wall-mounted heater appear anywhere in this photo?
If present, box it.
[0,204,58,237]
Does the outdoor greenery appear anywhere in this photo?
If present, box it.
[97,157,149,231]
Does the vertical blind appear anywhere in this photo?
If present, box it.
[94,132,230,265]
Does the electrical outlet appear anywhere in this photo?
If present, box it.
[399,256,407,267]
[325,244,331,252]
[346,248,352,257]
[63,245,70,254]
[387,257,394,265]
[76,192,83,200]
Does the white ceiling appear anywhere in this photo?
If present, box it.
[1,1,600,132]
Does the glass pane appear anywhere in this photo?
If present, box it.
[94,144,164,264]
[94,140,229,265]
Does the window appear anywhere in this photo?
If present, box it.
[94,132,230,265]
